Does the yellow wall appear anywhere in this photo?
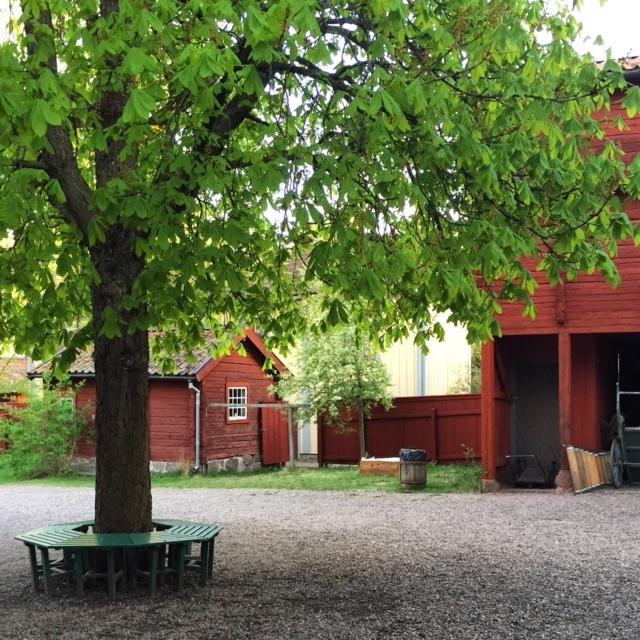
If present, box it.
[380,317,471,397]
[275,316,472,454]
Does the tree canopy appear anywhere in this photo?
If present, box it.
[0,0,637,359]
[0,0,638,530]
[278,326,392,424]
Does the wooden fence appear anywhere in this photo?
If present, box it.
[318,394,481,466]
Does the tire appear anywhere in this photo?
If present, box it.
[611,438,624,489]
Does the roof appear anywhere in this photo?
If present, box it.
[595,55,640,85]
[28,329,287,380]
[618,56,640,71]
[0,357,29,384]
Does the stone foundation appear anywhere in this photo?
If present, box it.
[206,454,262,473]
[149,460,184,474]
[554,468,574,494]
[481,478,501,493]
[72,454,263,475]
[70,457,96,475]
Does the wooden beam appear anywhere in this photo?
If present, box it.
[481,341,497,481]
[494,344,511,402]
[558,332,572,466]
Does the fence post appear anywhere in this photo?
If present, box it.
[431,407,438,461]
[317,413,324,467]
[287,406,296,469]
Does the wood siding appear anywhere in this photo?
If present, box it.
[149,381,194,463]
[75,380,97,458]
[201,342,277,461]
[73,339,280,465]
[498,93,640,337]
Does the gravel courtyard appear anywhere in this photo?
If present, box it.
[1,485,639,640]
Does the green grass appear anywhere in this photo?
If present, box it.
[0,461,482,494]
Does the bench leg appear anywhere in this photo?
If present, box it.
[40,549,53,596]
[129,551,138,589]
[175,543,187,591]
[199,542,210,586]
[107,551,116,599]
[120,551,128,593]
[149,548,158,596]
[208,539,216,579]
[63,550,74,586]
[74,552,85,597]
[26,544,40,592]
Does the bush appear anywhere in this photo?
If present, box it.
[0,383,89,478]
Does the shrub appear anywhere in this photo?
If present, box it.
[0,382,89,478]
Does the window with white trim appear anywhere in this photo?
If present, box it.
[227,386,248,420]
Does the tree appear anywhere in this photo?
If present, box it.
[278,326,392,459]
[0,1,637,531]
[0,378,89,479]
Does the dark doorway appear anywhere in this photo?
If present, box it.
[511,362,561,472]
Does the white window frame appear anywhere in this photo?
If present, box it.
[59,397,75,414]
[227,386,248,421]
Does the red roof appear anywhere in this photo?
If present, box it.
[28,329,287,379]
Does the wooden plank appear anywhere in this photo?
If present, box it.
[359,458,400,476]
[558,334,572,472]
[481,341,497,480]
[566,446,581,492]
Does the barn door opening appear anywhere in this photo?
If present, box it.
[510,362,561,486]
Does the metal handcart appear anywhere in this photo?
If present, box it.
[611,353,640,487]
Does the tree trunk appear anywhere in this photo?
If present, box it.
[358,398,366,460]
[92,225,152,533]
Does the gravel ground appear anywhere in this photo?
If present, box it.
[1,485,639,640]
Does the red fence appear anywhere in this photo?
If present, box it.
[318,394,481,466]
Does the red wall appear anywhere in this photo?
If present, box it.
[74,340,279,465]
[318,395,481,465]
[75,381,97,458]
[497,92,640,338]
[149,381,194,462]
[201,342,277,461]
[570,334,600,450]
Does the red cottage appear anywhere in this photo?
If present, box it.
[481,63,640,491]
[29,329,288,472]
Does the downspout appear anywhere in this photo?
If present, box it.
[188,381,201,473]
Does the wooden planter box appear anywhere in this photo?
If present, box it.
[359,457,400,476]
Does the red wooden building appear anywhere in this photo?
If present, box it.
[29,329,289,472]
[482,64,640,490]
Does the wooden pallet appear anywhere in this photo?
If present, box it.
[566,446,612,494]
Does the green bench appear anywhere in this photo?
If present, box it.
[154,520,223,586]
[16,519,223,598]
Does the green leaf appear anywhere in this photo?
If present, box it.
[122,89,156,123]
[100,306,121,339]
[30,100,61,136]
[123,48,153,75]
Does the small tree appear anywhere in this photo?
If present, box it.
[0,381,88,478]
[278,327,392,459]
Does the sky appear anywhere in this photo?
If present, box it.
[574,0,640,59]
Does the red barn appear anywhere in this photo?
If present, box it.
[482,62,640,491]
[29,329,289,472]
